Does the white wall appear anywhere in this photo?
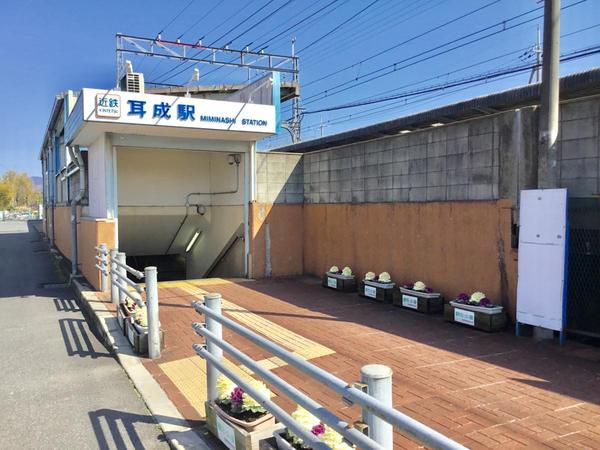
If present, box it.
[116,146,246,278]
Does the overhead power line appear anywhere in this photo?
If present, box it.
[176,0,226,40]
[303,0,501,87]
[303,44,600,115]
[297,0,382,54]
[296,0,587,108]
[157,0,195,36]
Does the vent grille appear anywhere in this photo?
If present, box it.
[120,72,145,93]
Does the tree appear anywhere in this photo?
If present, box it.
[1,171,41,209]
[0,182,10,210]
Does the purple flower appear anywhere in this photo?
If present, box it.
[311,423,326,436]
[479,298,492,307]
[457,293,469,301]
[425,287,433,293]
[403,282,413,289]
[230,387,244,405]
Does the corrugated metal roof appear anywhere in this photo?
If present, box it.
[275,68,600,154]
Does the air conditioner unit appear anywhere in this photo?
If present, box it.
[119,72,145,93]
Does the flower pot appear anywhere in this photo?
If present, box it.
[322,272,356,292]
[274,429,295,450]
[117,303,134,336]
[393,287,443,314]
[125,319,165,355]
[444,303,507,332]
[206,401,284,450]
[359,280,395,303]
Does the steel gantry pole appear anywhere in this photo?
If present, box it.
[538,0,561,188]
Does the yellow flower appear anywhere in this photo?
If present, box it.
[364,271,375,281]
[134,306,148,327]
[378,272,391,283]
[470,291,486,304]
[342,266,352,276]
[216,376,236,401]
[329,265,339,273]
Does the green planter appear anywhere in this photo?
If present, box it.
[358,280,395,303]
[444,303,507,332]
[393,288,443,314]
[322,273,356,292]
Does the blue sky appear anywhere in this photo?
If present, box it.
[1,0,599,176]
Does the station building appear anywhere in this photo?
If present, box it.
[40,74,283,289]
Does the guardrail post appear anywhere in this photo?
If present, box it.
[99,243,108,292]
[145,266,160,360]
[117,252,127,304]
[361,364,393,450]
[204,293,223,401]
[110,249,119,304]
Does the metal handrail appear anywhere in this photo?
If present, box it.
[95,264,108,275]
[111,257,145,279]
[96,245,161,359]
[193,299,466,450]
[113,279,144,307]
[94,246,108,255]
[110,267,145,294]
[192,323,381,450]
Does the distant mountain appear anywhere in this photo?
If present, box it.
[30,176,43,190]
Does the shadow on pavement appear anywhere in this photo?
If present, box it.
[89,409,164,450]
[59,318,112,359]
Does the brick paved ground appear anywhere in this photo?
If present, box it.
[101,276,600,449]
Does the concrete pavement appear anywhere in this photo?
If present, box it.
[0,220,169,450]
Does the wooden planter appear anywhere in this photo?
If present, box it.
[206,401,284,450]
[125,320,165,355]
[322,272,356,292]
[444,302,507,332]
[359,280,395,303]
[117,303,134,335]
[393,288,443,314]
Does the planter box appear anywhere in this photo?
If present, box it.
[358,280,395,303]
[444,303,507,332]
[322,272,356,292]
[117,304,134,335]
[206,401,284,450]
[125,320,165,355]
[393,288,443,314]
[273,429,294,450]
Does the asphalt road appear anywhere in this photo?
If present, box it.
[0,220,169,450]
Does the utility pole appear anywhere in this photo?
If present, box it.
[289,37,302,143]
[538,0,560,188]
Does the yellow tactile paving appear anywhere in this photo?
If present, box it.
[159,354,256,417]
[157,279,335,418]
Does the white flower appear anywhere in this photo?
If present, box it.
[364,271,375,281]
[329,265,339,273]
[216,376,236,402]
[242,379,271,413]
[134,306,148,327]
[470,291,486,304]
[413,281,427,291]
[378,272,391,283]
[125,297,136,310]
[289,407,321,445]
[342,266,352,276]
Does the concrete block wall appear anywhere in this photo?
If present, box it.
[558,97,600,197]
[303,115,506,204]
[256,152,304,204]
[256,96,599,205]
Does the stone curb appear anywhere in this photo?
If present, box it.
[72,280,212,450]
